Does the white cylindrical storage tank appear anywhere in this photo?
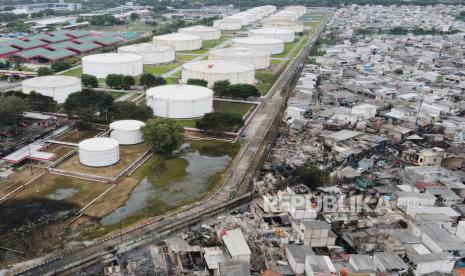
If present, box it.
[109,120,145,145]
[118,43,175,65]
[285,5,307,16]
[209,47,270,69]
[82,53,143,79]
[153,33,202,51]
[225,15,249,26]
[22,75,81,104]
[213,18,242,31]
[262,20,305,33]
[239,12,258,23]
[178,25,221,41]
[78,137,120,167]
[249,27,295,43]
[182,60,255,87]
[146,85,213,119]
[232,37,284,55]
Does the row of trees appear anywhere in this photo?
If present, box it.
[64,89,152,124]
[103,73,167,90]
[212,80,260,99]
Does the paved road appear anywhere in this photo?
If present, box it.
[14,10,333,276]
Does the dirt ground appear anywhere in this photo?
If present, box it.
[56,143,149,177]
[55,129,102,144]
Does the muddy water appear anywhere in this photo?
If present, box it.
[100,145,231,225]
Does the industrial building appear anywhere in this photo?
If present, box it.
[78,137,120,167]
[209,47,271,69]
[249,27,295,43]
[82,53,143,79]
[21,75,81,104]
[152,33,202,51]
[182,60,255,87]
[232,37,285,55]
[146,85,213,119]
[118,43,175,65]
[178,25,221,41]
[109,120,145,145]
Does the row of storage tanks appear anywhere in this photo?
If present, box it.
[20,5,308,118]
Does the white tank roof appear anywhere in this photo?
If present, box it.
[154,32,201,41]
[232,36,284,45]
[250,27,295,35]
[182,60,255,73]
[109,120,145,131]
[118,43,173,53]
[209,47,268,58]
[79,137,119,151]
[22,75,80,88]
[82,53,142,64]
[147,84,213,100]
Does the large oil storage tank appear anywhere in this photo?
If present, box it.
[182,60,255,87]
[262,19,305,33]
[117,43,175,65]
[232,37,284,55]
[146,85,213,119]
[22,75,81,104]
[109,120,145,145]
[82,53,143,79]
[224,15,249,27]
[209,47,270,69]
[152,33,202,51]
[79,137,120,167]
[178,25,221,41]
[249,27,295,43]
[213,18,242,31]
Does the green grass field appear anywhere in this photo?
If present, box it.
[203,37,229,49]
[61,66,82,77]
[176,54,197,62]
[213,101,254,117]
[144,62,183,75]
[255,69,275,95]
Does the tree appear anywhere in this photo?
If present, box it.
[142,119,184,155]
[64,89,114,123]
[130,13,139,21]
[89,14,121,26]
[121,75,136,90]
[187,79,208,87]
[196,112,244,134]
[51,61,71,72]
[296,163,330,188]
[212,80,230,96]
[0,59,10,69]
[105,74,124,89]
[111,101,153,121]
[37,67,53,76]
[81,74,98,88]
[224,84,260,99]
[139,73,166,88]
[28,91,56,112]
[0,95,27,126]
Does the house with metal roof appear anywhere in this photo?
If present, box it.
[3,39,47,50]
[221,228,251,262]
[47,41,102,54]
[16,48,75,63]
[0,44,19,58]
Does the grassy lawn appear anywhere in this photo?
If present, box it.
[108,91,127,99]
[255,69,276,95]
[176,54,197,62]
[176,119,198,128]
[61,66,82,77]
[144,62,183,75]
[166,77,179,84]
[177,48,209,55]
[271,59,285,65]
[213,101,254,117]
[304,21,321,27]
[203,37,229,49]
[172,70,182,78]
